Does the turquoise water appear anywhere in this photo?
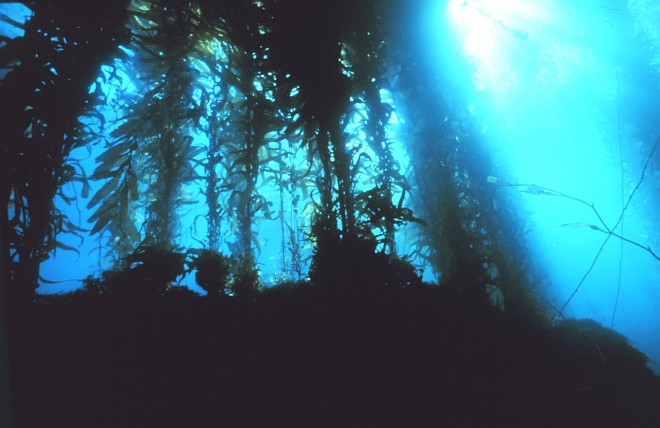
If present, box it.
[441,0,659,369]
[2,0,658,369]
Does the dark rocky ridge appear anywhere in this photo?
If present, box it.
[8,283,660,427]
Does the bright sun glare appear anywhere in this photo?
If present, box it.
[444,0,660,368]
[446,0,546,92]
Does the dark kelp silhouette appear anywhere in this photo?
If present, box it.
[2,1,659,427]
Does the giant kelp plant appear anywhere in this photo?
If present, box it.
[1,0,538,306]
[2,1,659,426]
[0,0,130,302]
[2,0,454,301]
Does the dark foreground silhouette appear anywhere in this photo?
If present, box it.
[8,283,660,428]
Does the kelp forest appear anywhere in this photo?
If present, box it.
[1,1,659,426]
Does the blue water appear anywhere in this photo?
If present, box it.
[2,1,658,369]
[441,0,659,370]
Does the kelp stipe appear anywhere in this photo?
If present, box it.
[0,1,130,301]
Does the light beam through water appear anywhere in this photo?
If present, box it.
[445,0,660,370]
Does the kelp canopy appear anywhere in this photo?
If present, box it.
[2,2,660,427]
[1,0,546,315]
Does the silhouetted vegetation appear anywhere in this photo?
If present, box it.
[1,0,130,301]
[2,1,659,427]
[188,248,230,297]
